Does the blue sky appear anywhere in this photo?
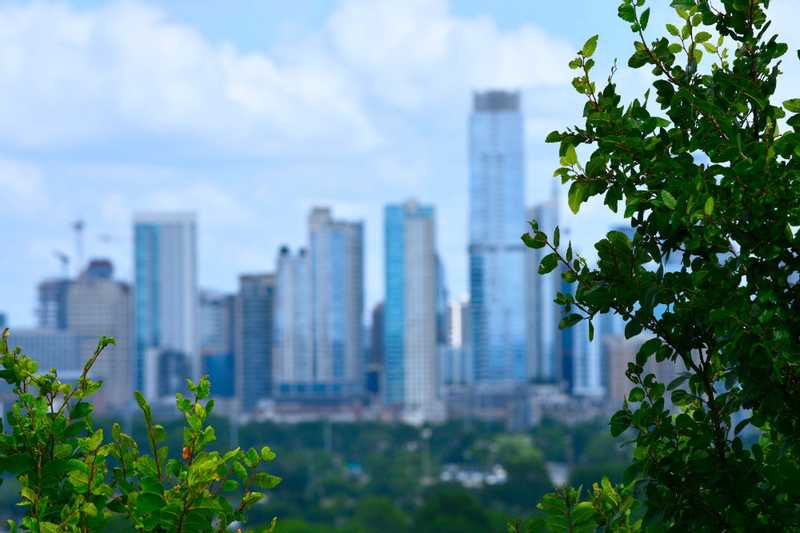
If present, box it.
[1,0,799,326]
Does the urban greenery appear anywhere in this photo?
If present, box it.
[0,329,280,532]
[523,0,800,530]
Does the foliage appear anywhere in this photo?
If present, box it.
[524,0,800,530]
[412,484,492,533]
[0,328,280,532]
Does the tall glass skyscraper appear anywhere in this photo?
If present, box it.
[384,200,441,421]
[468,90,527,384]
[273,246,313,396]
[308,208,364,397]
[133,212,197,399]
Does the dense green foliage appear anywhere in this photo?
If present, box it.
[524,0,800,530]
[0,329,280,532]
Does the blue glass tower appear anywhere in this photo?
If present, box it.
[468,91,527,384]
[384,200,440,420]
[133,212,197,398]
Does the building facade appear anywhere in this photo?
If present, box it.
[37,278,71,330]
[308,208,364,398]
[272,247,313,397]
[67,259,133,411]
[235,274,275,411]
[133,212,198,399]
[198,290,236,398]
[384,200,441,421]
[468,90,527,385]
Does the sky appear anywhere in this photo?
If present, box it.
[1,0,799,327]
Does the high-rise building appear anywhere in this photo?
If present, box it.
[308,207,364,397]
[67,259,133,411]
[235,274,275,411]
[198,290,236,398]
[468,90,527,385]
[526,194,560,382]
[384,200,442,421]
[37,278,71,330]
[273,247,313,397]
[133,212,198,399]
[441,300,471,386]
[0,313,6,329]
[572,318,606,398]
[367,303,384,397]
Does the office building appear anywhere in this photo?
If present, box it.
[134,212,198,399]
[468,90,527,385]
[308,208,364,397]
[273,247,313,397]
[384,200,442,421]
[367,303,384,397]
[198,290,236,398]
[37,278,71,330]
[67,259,133,411]
[235,274,276,411]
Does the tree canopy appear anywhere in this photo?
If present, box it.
[523,0,800,530]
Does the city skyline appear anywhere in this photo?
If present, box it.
[0,0,671,329]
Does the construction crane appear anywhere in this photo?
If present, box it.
[53,251,70,278]
[72,219,85,276]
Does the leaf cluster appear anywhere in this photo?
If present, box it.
[0,328,280,532]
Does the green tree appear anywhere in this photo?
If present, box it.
[413,484,492,533]
[524,0,800,530]
[0,329,280,532]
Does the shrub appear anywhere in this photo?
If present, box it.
[0,328,280,532]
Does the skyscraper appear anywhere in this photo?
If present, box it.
[384,200,441,421]
[273,247,312,397]
[572,318,606,397]
[37,278,71,330]
[67,259,133,411]
[468,90,527,384]
[198,290,236,398]
[367,302,384,397]
[526,193,560,382]
[235,274,275,411]
[133,212,198,398]
[308,208,364,397]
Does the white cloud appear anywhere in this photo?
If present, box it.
[0,158,48,213]
[0,0,575,156]
[328,0,574,109]
[0,1,377,154]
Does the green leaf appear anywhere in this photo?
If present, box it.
[639,8,650,30]
[568,182,586,214]
[560,145,578,166]
[784,99,800,113]
[661,190,677,209]
[521,232,546,249]
[629,387,645,402]
[666,23,680,36]
[136,492,165,514]
[559,313,583,329]
[581,34,599,57]
[610,410,632,437]
[704,196,714,215]
[553,226,560,248]
[695,31,712,43]
[539,253,559,275]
